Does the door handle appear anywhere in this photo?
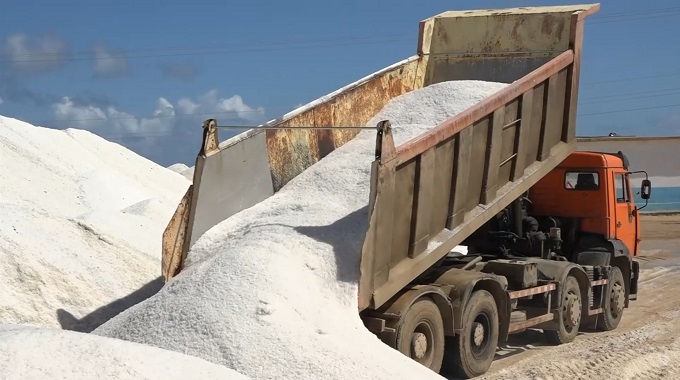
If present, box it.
[616,221,622,228]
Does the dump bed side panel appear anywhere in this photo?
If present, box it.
[359,7,599,310]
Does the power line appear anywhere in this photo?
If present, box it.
[0,36,411,63]
[589,8,680,23]
[578,103,680,116]
[590,7,680,19]
[590,12,680,24]
[580,89,680,105]
[1,34,412,59]
[580,87,680,101]
[584,71,680,84]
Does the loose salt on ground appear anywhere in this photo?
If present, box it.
[94,80,509,380]
[0,116,190,328]
[0,324,251,380]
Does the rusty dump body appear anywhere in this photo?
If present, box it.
[162,4,600,315]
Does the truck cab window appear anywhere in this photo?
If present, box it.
[565,171,599,190]
[615,173,628,203]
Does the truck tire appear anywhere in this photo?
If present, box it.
[597,266,625,331]
[395,297,445,373]
[442,289,499,379]
[545,275,581,345]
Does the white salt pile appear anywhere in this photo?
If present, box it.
[93,80,509,380]
[0,115,190,329]
[0,324,251,380]
[167,163,195,181]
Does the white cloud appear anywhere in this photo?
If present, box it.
[1,33,70,75]
[50,90,264,136]
[52,96,174,135]
[90,44,130,78]
[52,97,107,129]
[177,89,265,122]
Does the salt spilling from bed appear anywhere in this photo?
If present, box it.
[94,80,509,379]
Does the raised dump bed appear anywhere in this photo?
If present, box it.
[162,4,600,290]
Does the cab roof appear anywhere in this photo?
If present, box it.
[558,150,628,170]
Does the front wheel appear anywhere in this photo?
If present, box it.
[597,266,625,331]
[395,297,445,373]
[442,289,499,379]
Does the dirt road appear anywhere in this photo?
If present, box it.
[478,213,680,380]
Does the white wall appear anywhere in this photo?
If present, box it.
[576,137,680,187]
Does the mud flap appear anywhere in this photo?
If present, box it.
[629,259,640,301]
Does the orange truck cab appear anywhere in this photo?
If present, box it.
[462,150,651,305]
[528,150,652,301]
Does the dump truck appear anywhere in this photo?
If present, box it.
[160,4,653,378]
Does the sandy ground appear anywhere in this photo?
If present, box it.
[474,213,680,380]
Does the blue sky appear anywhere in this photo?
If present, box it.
[1,0,679,166]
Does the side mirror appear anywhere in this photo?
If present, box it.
[640,179,652,200]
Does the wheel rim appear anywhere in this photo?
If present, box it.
[609,279,625,318]
[411,320,435,365]
[563,290,581,331]
[469,312,492,359]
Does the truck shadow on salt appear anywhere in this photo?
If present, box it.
[56,276,164,333]
[294,206,370,284]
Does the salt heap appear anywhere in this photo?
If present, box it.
[0,324,250,379]
[93,80,509,380]
[167,163,195,181]
[0,115,189,329]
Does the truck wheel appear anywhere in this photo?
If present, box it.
[545,275,581,345]
[597,266,625,331]
[395,297,445,373]
[442,289,499,379]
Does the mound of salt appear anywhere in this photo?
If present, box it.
[94,80,508,380]
[0,115,189,328]
[167,162,194,181]
[0,324,250,380]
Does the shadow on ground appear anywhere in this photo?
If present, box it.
[493,329,558,361]
[57,276,164,333]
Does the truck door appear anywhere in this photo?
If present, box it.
[613,171,637,255]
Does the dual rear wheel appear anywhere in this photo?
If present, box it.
[395,290,499,379]
[545,268,625,344]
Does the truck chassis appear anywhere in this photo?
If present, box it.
[361,254,635,378]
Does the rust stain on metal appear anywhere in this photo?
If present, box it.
[541,15,566,39]
[161,185,193,281]
[508,283,556,299]
[200,119,219,156]
[508,313,555,332]
[264,59,423,192]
